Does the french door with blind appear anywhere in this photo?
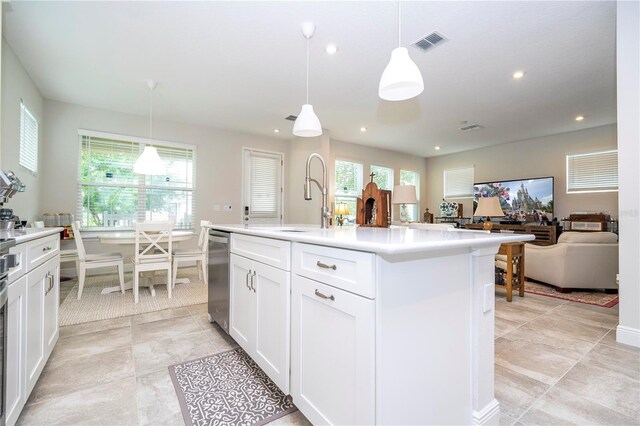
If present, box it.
[243,148,284,225]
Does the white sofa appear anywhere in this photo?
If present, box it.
[523,231,619,291]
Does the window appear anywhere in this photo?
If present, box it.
[335,160,363,224]
[243,149,283,224]
[566,150,618,193]
[400,169,420,221]
[78,130,195,230]
[370,165,394,191]
[19,101,39,173]
[444,167,474,198]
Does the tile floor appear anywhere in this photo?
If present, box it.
[17,284,639,425]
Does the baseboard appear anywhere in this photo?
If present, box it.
[616,325,640,348]
[472,399,500,425]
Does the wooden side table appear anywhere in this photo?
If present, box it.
[497,242,525,302]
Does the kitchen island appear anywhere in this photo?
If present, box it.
[207,224,534,425]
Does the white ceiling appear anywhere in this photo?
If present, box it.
[3,1,616,158]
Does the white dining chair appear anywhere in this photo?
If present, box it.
[71,221,125,300]
[172,220,209,286]
[133,221,173,303]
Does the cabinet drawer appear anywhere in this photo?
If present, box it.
[8,243,28,284]
[26,234,59,272]
[231,234,291,271]
[292,243,375,299]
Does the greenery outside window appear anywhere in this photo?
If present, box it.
[400,169,420,221]
[370,165,394,191]
[335,160,363,224]
[78,130,195,230]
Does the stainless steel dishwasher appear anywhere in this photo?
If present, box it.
[208,230,230,334]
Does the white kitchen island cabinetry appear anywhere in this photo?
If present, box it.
[229,234,291,394]
[5,229,61,426]
[209,224,534,425]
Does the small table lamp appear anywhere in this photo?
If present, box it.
[335,202,350,227]
[393,185,417,223]
[474,196,504,230]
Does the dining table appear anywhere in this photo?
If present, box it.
[97,230,196,295]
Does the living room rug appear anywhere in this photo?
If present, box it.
[59,267,207,326]
[169,348,297,426]
[524,280,619,308]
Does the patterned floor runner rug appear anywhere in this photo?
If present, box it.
[169,348,297,426]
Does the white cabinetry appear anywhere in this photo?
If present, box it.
[6,233,60,426]
[291,243,375,425]
[229,235,290,394]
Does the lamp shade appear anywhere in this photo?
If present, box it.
[293,104,322,137]
[474,197,504,217]
[392,184,417,204]
[335,202,350,215]
[133,146,166,175]
[379,47,424,101]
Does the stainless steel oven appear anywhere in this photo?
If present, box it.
[0,238,17,426]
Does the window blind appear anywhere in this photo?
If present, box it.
[19,102,39,173]
[248,152,281,218]
[77,131,196,229]
[444,167,474,198]
[566,150,618,193]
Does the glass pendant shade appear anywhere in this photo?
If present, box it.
[293,104,322,137]
[379,47,424,101]
[133,146,165,175]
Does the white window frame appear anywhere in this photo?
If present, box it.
[19,101,39,174]
[566,149,618,193]
[242,147,285,225]
[335,159,364,224]
[400,169,420,222]
[77,129,196,230]
[370,164,395,191]
[444,166,474,199]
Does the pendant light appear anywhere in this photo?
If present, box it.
[134,80,166,175]
[293,22,322,137]
[378,0,424,101]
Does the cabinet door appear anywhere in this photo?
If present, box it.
[291,276,375,426]
[43,256,60,356]
[253,262,290,394]
[229,253,254,352]
[25,263,47,395]
[6,276,27,426]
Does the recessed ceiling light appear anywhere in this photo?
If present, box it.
[274,129,280,133]
[435,146,441,150]
[512,70,526,79]
[575,115,585,121]
[325,44,339,55]
[360,127,367,132]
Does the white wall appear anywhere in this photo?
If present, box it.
[1,38,44,222]
[41,100,290,226]
[424,125,618,221]
[616,0,640,347]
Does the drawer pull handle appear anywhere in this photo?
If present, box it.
[316,261,337,270]
[314,289,335,301]
[246,270,252,290]
[43,246,52,252]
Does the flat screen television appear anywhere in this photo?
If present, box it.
[473,176,554,224]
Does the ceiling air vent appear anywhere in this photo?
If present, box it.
[412,31,447,52]
[460,124,484,131]
[285,115,297,121]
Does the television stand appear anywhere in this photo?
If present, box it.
[465,223,561,246]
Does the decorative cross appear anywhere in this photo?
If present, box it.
[369,172,375,183]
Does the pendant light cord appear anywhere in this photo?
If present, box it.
[149,87,153,140]
[398,0,401,48]
[306,36,310,104]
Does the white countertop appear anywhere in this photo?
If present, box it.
[0,227,63,244]
[206,224,535,255]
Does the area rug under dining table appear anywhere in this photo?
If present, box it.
[59,267,207,326]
